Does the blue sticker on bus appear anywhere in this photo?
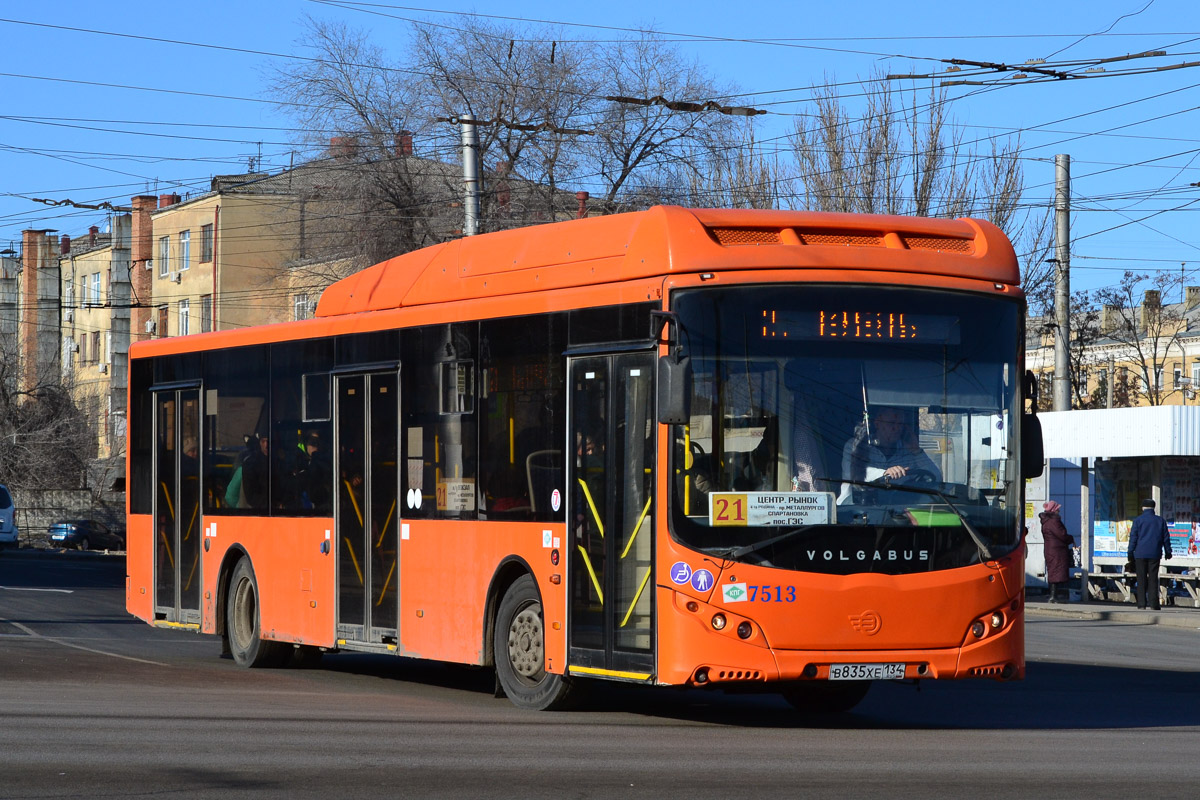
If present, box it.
[690,569,714,592]
[670,561,692,585]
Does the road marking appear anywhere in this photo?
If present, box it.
[0,616,168,666]
[0,586,74,593]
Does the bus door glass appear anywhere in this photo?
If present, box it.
[335,371,400,644]
[153,387,201,624]
[568,352,655,676]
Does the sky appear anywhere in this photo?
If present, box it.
[3,0,1200,301]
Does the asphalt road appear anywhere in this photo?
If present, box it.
[1,552,1198,799]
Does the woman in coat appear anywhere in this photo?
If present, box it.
[1040,500,1075,603]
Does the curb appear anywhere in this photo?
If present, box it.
[1026,602,1200,630]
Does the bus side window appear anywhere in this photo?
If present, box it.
[403,324,478,520]
[479,314,566,522]
[272,339,334,516]
[203,345,269,515]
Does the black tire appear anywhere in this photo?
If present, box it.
[288,645,324,668]
[494,574,578,710]
[78,537,90,551]
[781,681,871,714]
[226,558,290,668]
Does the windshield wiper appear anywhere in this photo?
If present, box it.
[837,478,994,561]
[719,524,819,560]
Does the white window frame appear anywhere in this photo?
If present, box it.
[294,293,310,321]
[179,230,190,271]
[158,236,170,277]
[178,299,190,336]
[90,272,101,305]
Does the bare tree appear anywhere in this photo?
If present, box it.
[0,334,91,490]
[1094,271,1188,406]
[789,74,1051,294]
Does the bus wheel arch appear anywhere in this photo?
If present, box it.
[491,570,578,710]
[482,557,537,669]
[215,546,251,652]
[225,554,290,668]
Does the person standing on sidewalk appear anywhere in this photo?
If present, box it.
[1128,499,1173,610]
[1040,501,1075,603]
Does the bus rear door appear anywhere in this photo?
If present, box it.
[567,352,656,681]
[153,385,202,626]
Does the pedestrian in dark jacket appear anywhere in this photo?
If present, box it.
[1127,499,1173,610]
[1040,500,1075,603]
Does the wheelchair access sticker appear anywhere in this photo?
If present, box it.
[670,561,692,585]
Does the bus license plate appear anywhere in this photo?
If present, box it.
[828,662,905,680]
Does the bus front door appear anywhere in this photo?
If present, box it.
[334,372,400,646]
[567,352,656,680]
[153,387,202,625]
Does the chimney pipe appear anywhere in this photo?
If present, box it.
[60,235,71,255]
[575,191,590,219]
[397,130,413,156]
[89,226,99,247]
[158,193,181,209]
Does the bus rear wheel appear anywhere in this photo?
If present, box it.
[494,574,577,710]
[226,558,289,668]
[781,681,871,714]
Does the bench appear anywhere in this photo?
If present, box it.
[1083,569,1200,608]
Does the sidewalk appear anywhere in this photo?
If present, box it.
[1026,598,1200,630]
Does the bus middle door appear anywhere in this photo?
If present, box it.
[334,371,400,647]
[567,351,656,681]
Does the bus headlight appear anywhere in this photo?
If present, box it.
[971,621,986,638]
[711,613,727,631]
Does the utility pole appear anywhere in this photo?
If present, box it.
[460,114,480,237]
[1053,154,1071,412]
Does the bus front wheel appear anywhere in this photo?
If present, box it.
[494,574,577,710]
[226,558,289,668]
[781,681,871,714]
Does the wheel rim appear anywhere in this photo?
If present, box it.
[506,600,544,685]
[79,538,89,551]
[231,577,255,651]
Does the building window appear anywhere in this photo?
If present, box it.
[201,294,213,333]
[1192,362,1200,385]
[90,272,101,305]
[178,299,190,336]
[64,278,74,309]
[91,331,101,363]
[157,305,168,338]
[179,230,190,271]
[1155,367,1164,391]
[200,223,214,263]
[79,333,88,363]
[158,236,170,277]
[1174,367,1184,388]
[294,293,310,321]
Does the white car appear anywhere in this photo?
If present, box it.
[0,484,17,548]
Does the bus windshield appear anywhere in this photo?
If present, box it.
[669,284,1022,575]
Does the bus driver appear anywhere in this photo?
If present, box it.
[838,406,941,503]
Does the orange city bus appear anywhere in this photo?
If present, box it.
[126,206,1040,712]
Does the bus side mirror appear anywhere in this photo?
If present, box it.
[658,354,691,425]
[1021,413,1044,479]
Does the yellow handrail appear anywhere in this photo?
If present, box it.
[577,478,604,538]
[343,536,364,585]
[576,545,604,604]
[620,496,652,560]
[376,559,396,606]
[619,567,652,628]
